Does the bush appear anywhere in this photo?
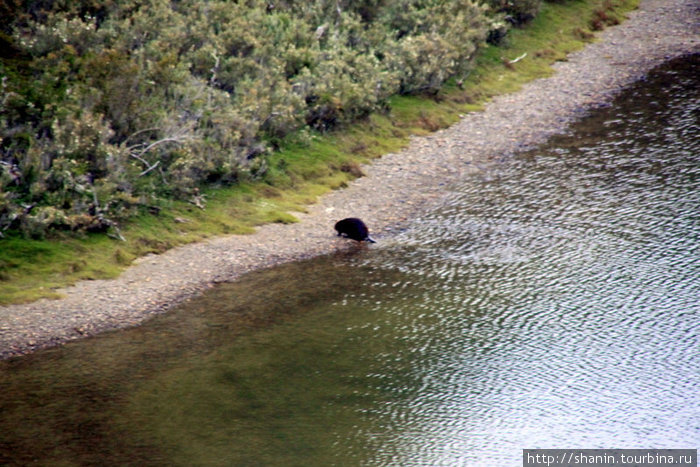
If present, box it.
[486,0,542,25]
[1,0,501,237]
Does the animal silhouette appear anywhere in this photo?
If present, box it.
[334,218,376,243]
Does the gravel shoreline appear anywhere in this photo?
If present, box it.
[1,0,698,360]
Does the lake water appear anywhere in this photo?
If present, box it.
[1,54,698,466]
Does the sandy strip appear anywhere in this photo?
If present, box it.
[1,0,698,359]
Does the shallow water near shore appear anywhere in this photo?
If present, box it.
[1,55,699,466]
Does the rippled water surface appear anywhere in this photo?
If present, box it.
[1,55,698,466]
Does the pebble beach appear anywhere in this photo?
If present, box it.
[1,0,698,359]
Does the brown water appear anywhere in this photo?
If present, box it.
[1,55,698,466]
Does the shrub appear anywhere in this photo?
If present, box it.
[1,0,500,237]
[486,0,542,25]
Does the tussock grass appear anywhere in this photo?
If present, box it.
[0,0,639,305]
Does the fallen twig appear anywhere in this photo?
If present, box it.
[508,52,528,64]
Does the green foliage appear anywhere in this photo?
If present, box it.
[381,0,491,93]
[0,0,641,304]
[486,0,542,26]
[1,0,501,237]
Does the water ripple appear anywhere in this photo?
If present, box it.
[359,55,700,465]
[1,56,697,467]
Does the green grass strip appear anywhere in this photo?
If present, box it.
[0,0,639,305]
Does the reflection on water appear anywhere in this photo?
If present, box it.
[1,55,698,466]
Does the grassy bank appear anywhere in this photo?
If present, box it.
[0,0,639,305]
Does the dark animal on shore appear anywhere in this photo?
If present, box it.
[334,218,376,243]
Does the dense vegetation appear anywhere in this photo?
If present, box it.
[0,0,636,304]
[1,0,546,238]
